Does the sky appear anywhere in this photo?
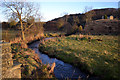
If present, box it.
[0,0,119,22]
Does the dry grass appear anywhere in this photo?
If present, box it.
[11,43,54,78]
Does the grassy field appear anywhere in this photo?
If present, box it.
[2,29,43,43]
[2,30,21,41]
[39,35,120,80]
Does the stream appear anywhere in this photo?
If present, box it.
[28,38,99,80]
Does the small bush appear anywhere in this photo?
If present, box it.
[105,15,108,19]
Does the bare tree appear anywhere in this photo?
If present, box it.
[60,12,68,17]
[85,10,95,23]
[83,6,93,13]
[2,0,41,41]
[60,12,69,22]
[83,6,95,23]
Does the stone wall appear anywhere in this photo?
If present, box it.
[0,42,21,79]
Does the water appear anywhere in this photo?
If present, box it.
[28,39,99,79]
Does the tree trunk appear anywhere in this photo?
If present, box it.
[20,21,25,41]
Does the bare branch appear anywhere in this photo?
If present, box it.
[24,23,34,31]
[3,1,16,13]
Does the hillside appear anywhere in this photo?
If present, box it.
[84,19,119,35]
[43,8,119,35]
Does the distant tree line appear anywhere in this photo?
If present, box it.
[1,20,44,31]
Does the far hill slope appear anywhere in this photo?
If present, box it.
[84,19,119,35]
[44,8,119,35]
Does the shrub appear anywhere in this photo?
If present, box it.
[105,15,107,19]
[78,25,83,32]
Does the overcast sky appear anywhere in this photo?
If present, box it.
[0,0,119,22]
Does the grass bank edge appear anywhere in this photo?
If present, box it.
[11,43,55,78]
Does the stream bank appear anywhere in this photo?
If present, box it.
[28,39,99,80]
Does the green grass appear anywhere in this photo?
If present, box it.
[39,35,120,80]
